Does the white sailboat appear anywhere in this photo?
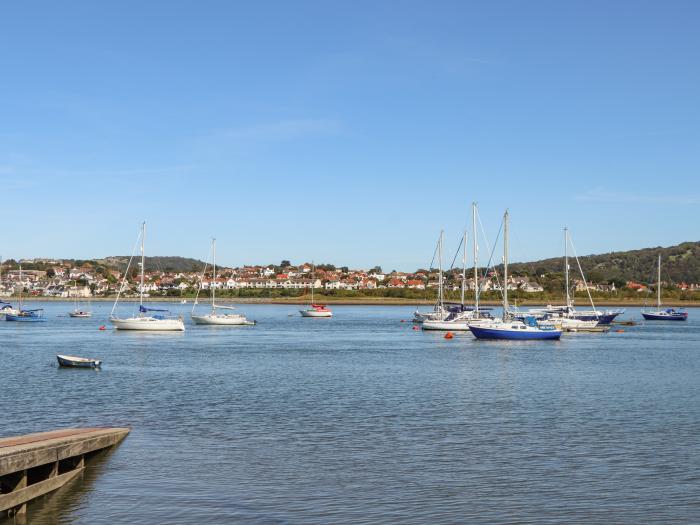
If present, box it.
[110,222,185,331]
[299,262,332,317]
[512,228,600,330]
[413,233,450,323]
[554,228,597,330]
[191,238,255,326]
[423,230,472,331]
[68,279,92,318]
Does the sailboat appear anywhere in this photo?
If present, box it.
[5,264,46,322]
[513,228,598,331]
[469,210,561,340]
[109,222,185,331]
[0,255,19,318]
[423,229,481,331]
[68,279,92,318]
[641,254,688,321]
[299,262,332,317]
[413,233,450,324]
[191,238,255,325]
[421,204,495,330]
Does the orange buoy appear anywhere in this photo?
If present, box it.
[615,329,624,333]
[99,325,106,331]
[444,332,454,339]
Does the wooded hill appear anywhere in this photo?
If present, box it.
[96,256,208,273]
[506,241,700,285]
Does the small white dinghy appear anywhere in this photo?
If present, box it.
[57,354,102,368]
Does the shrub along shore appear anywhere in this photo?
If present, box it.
[8,289,700,307]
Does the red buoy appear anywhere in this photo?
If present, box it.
[412,326,419,330]
[99,325,106,331]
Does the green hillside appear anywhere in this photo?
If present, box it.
[507,241,700,285]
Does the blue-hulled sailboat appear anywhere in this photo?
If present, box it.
[5,265,46,322]
[641,255,688,321]
[469,210,562,341]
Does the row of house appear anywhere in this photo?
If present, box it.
[3,259,696,297]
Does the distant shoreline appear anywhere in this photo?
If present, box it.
[5,296,700,307]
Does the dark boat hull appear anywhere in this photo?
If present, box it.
[641,312,688,321]
[470,326,562,340]
[571,312,620,325]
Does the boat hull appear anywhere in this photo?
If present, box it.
[191,314,255,325]
[110,317,185,331]
[572,312,620,325]
[57,354,101,368]
[300,309,333,317]
[641,311,688,321]
[470,325,562,340]
[69,312,92,318]
[422,320,471,331]
[5,314,45,322]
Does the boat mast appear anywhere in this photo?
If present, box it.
[438,231,444,310]
[18,263,22,309]
[657,253,662,309]
[311,261,315,305]
[212,238,216,310]
[460,230,467,306]
[472,202,479,314]
[140,221,145,308]
[564,227,570,309]
[503,210,509,320]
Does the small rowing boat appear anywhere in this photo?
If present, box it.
[56,354,102,368]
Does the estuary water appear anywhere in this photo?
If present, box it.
[1,302,699,524]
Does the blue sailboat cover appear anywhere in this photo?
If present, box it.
[140,305,169,313]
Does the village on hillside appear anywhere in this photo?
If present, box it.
[2,258,697,299]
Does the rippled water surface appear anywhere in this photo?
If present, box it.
[1,302,699,524]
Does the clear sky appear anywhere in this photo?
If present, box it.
[1,1,698,271]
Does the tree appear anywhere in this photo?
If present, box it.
[280,260,291,268]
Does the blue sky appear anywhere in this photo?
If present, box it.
[1,1,698,270]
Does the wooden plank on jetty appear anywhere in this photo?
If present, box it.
[0,427,129,517]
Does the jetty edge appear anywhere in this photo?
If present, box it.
[0,427,130,517]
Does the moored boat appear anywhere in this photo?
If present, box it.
[109,222,185,332]
[470,318,562,340]
[300,263,332,318]
[641,308,688,321]
[56,354,102,368]
[191,238,256,326]
[69,310,92,318]
[5,265,46,322]
[300,304,333,318]
[68,279,92,318]
[641,254,688,321]
[469,210,562,341]
[6,308,46,322]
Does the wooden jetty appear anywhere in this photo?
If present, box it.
[0,427,129,517]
